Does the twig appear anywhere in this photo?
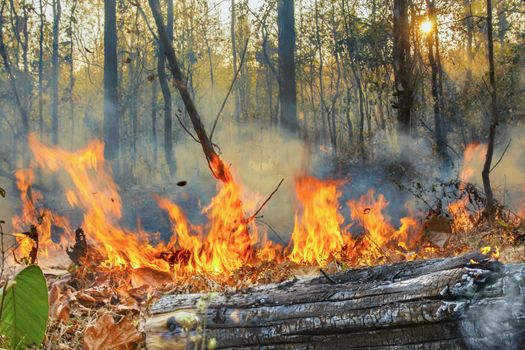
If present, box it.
[247,178,284,222]
[175,113,200,144]
[490,139,511,173]
[134,3,160,45]
[209,37,250,141]
[254,219,287,245]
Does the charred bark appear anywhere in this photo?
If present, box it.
[146,254,525,349]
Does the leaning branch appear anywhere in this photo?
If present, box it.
[146,0,230,183]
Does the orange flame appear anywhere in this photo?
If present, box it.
[8,136,479,279]
[288,175,351,266]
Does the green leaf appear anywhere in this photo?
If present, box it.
[0,187,5,198]
[0,265,49,349]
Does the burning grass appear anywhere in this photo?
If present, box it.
[2,135,524,348]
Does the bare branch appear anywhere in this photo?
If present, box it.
[490,139,511,173]
[209,38,249,141]
[247,178,284,222]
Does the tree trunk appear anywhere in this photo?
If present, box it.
[156,0,175,175]
[392,0,412,140]
[481,0,498,218]
[230,0,240,123]
[314,0,328,145]
[426,1,450,167]
[145,254,525,349]
[38,0,45,139]
[51,0,61,145]
[277,0,298,133]
[69,0,77,148]
[103,0,120,163]
[151,78,158,163]
[0,1,29,137]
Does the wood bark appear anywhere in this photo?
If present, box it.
[146,253,525,349]
[147,0,231,183]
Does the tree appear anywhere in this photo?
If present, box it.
[38,0,45,138]
[277,0,298,133]
[157,0,176,174]
[51,0,61,145]
[481,0,499,218]
[392,0,412,141]
[103,0,119,163]
[425,0,450,167]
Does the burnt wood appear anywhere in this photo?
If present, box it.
[145,253,525,349]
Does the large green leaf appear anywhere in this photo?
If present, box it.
[0,265,49,349]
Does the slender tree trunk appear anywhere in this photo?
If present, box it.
[51,0,61,145]
[157,0,175,175]
[481,0,498,218]
[69,0,77,147]
[392,0,412,142]
[230,0,240,123]
[151,78,158,162]
[103,0,120,163]
[277,0,298,133]
[38,0,45,139]
[426,0,450,167]
[0,1,29,135]
[496,0,507,45]
[465,0,474,83]
[314,0,328,145]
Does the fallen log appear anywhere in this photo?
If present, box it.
[146,253,525,349]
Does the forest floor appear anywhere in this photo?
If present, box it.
[40,215,525,349]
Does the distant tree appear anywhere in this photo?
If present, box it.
[392,0,412,142]
[277,0,298,133]
[157,0,175,175]
[103,0,119,163]
[51,0,61,145]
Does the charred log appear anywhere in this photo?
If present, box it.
[146,253,525,349]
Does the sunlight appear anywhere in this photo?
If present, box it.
[420,20,433,34]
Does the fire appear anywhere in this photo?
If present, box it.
[288,176,351,266]
[9,135,490,281]
[348,191,421,264]
[12,168,73,263]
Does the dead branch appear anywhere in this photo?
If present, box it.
[247,178,284,222]
[147,0,231,183]
[490,139,511,173]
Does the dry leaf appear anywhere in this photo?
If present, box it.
[130,267,172,288]
[49,284,71,322]
[83,313,142,350]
